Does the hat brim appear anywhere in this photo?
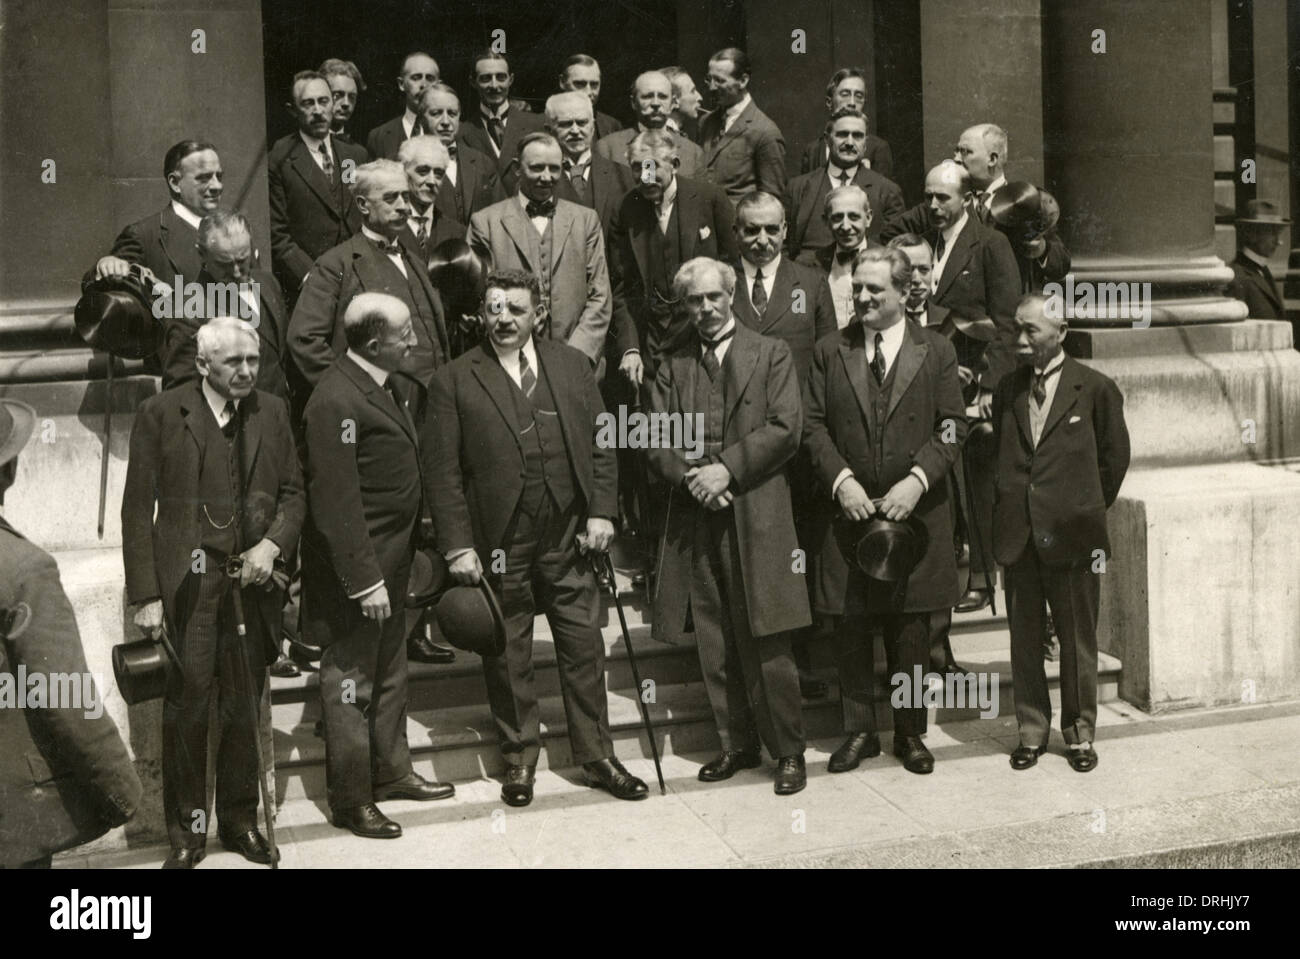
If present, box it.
[1237,217,1291,226]
[0,399,37,467]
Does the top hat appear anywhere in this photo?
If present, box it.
[0,399,36,468]
[74,266,163,359]
[837,510,929,584]
[1237,199,1291,226]
[434,578,507,657]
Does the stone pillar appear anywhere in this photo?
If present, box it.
[1042,0,1300,711]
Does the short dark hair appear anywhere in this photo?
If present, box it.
[887,232,930,254]
[343,306,390,352]
[319,58,366,91]
[290,69,328,101]
[515,130,560,161]
[710,47,751,79]
[485,269,541,308]
[163,140,218,188]
[470,50,511,79]
[824,67,867,100]
[560,53,599,85]
[824,105,867,133]
[852,246,912,294]
[735,190,785,224]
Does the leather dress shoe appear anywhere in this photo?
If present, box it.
[333,802,402,838]
[697,749,762,782]
[893,735,935,774]
[269,654,300,678]
[827,732,881,773]
[288,637,322,661]
[219,828,279,864]
[407,633,456,664]
[373,771,455,802]
[955,588,992,613]
[501,764,536,807]
[774,755,807,795]
[583,757,649,800]
[162,846,206,869]
[1010,744,1047,770]
[1067,744,1099,772]
[799,673,829,700]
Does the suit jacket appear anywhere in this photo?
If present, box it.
[594,110,623,141]
[595,127,707,180]
[554,150,635,240]
[796,238,882,276]
[436,142,505,228]
[424,339,617,560]
[644,323,811,641]
[400,213,465,261]
[459,106,546,192]
[467,196,610,365]
[161,268,290,399]
[287,231,450,393]
[268,133,368,292]
[121,383,305,656]
[1227,253,1283,320]
[366,114,415,161]
[784,163,905,253]
[992,355,1130,569]
[91,205,202,290]
[730,256,836,383]
[800,132,893,180]
[0,516,142,866]
[802,320,967,614]
[300,355,425,646]
[1011,230,1070,293]
[698,100,787,204]
[608,176,737,361]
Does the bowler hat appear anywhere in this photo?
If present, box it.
[74,267,163,359]
[1237,199,1291,226]
[989,181,1059,242]
[0,399,36,468]
[435,578,507,657]
[406,547,450,609]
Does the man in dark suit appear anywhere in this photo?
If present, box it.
[162,211,290,400]
[547,91,635,240]
[302,293,455,838]
[559,54,623,141]
[460,51,545,191]
[289,159,449,399]
[467,133,610,369]
[645,257,810,794]
[425,270,647,807]
[122,317,305,867]
[397,136,463,256]
[1,400,142,869]
[796,185,883,331]
[365,51,439,161]
[803,247,968,775]
[659,65,707,144]
[596,71,706,181]
[417,82,504,231]
[90,139,221,292]
[269,71,368,302]
[786,109,904,255]
[799,68,893,178]
[993,294,1130,773]
[699,48,787,205]
[320,58,366,145]
[1226,199,1290,324]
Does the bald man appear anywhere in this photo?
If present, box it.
[596,70,706,179]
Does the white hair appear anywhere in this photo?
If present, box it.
[545,91,593,122]
[673,256,736,299]
[350,159,405,199]
[397,135,450,168]
[196,316,258,360]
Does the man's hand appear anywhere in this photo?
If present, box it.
[449,550,483,585]
[957,364,974,389]
[705,489,734,511]
[359,585,392,624]
[685,463,731,504]
[879,473,924,521]
[835,476,876,521]
[582,517,616,554]
[238,538,280,587]
[619,352,644,387]
[95,255,133,280]
[976,388,994,421]
[133,599,164,639]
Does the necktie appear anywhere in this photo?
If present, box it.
[518,349,537,398]
[526,198,556,219]
[751,268,767,316]
[976,195,991,224]
[870,332,886,385]
[832,166,851,188]
[319,143,333,183]
[1032,369,1048,406]
[487,113,504,150]
[934,233,946,263]
[221,400,239,440]
[907,309,925,327]
[412,214,429,246]
[702,347,721,381]
[564,159,590,204]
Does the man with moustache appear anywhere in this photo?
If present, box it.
[269,71,368,303]
[468,132,610,370]
[645,257,810,794]
[122,316,305,866]
[699,47,787,204]
[993,294,1130,773]
[397,136,463,256]
[416,82,503,231]
[797,185,881,330]
[547,91,634,240]
[559,54,623,141]
[803,247,967,775]
[425,270,647,808]
[798,68,893,177]
[659,66,707,143]
[366,52,440,161]
[596,70,706,180]
[320,58,366,146]
[302,293,455,839]
[786,108,904,254]
[460,51,545,190]
[289,159,449,403]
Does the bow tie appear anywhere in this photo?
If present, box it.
[835,248,858,266]
[701,327,736,350]
[373,236,402,255]
[525,198,556,218]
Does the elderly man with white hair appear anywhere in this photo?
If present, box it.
[547,90,634,239]
[122,315,306,868]
[396,134,463,254]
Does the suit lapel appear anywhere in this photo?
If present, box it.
[797,174,829,243]
[1013,367,1033,447]
[758,259,795,333]
[501,199,541,271]
[240,390,263,484]
[886,324,928,421]
[469,345,524,457]
[289,139,343,219]
[837,327,873,437]
[1246,259,1282,311]
[340,354,415,443]
[723,325,760,426]
[181,380,208,455]
[675,179,699,258]
[158,206,187,279]
[535,341,579,464]
[704,102,752,163]
[628,194,653,286]
[1037,356,1082,446]
[551,201,574,265]
[395,232,447,355]
[934,218,977,302]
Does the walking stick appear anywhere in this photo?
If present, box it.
[224,558,279,869]
[959,440,997,616]
[97,359,113,539]
[600,552,666,794]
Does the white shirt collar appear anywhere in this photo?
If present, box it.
[979,174,1006,198]
[564,149,593,171]
[942,210,970,246]
[700,317,736,351]
[170,200,202,231]
[403,108,420,136]
[741,254,781,284]
[481,101,510,121]
[657,176,678,209]
[490,335,539,385]
[725,93,752,123]
[827,162,859,182]
[1034,351,1065,378]
[361,224,398,248]
[863,317,907,366]
[299,128,332,154]
[201,378,239,423]
[665,117,683,134]
[346,348,389,386]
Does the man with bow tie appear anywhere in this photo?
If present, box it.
[417,82,504,232]
[459,50,545,192]
[467,132,611,372]
[796,184,882,330]
[546,91,634,241]
[397,136,463,256]
[596,71,706,181]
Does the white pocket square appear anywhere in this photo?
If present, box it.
[699,226,711,240]
[1068,415,1082,424]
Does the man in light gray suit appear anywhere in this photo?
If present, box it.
[467,132,611,370]
[596,70,705,181]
